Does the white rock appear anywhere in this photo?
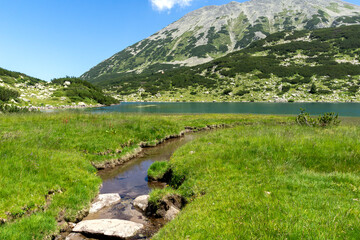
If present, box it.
[164,206,180,221]
[133,195,150,212]
[78,102,86,106]
[89,193,121,214]
[73,219,143,238]
[64,81,71,86]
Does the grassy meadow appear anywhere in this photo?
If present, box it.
[150,123,360,239]
[0,112,286,239]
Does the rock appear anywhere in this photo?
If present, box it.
[66,233,91,240]
[78,102,86,106]
[72,219,143,239]
[133,195,150,212]
[0,218,6,225]
[164,206,180,221]
[89,193,121,214]
[146,194,185,219]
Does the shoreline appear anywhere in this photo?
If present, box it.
[30,104,105,111]
[117,100,360,103]
[91,123,229,170]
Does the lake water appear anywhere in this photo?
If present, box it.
[87,102,360,117]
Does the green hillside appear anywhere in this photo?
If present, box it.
[97,25,360,102]
[0,68,117,112]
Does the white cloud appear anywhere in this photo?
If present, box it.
[150,0,194,11]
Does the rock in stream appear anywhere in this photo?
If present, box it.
[72,219,143,239]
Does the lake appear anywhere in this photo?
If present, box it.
[87,102,360,117]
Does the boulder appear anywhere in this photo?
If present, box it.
[89,193,121,214]
[164,206,180,221]
[133,195,150,212]
[72,219,143,239]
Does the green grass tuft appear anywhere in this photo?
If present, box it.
[148,162,170,180]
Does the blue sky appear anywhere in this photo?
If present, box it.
[0,0,359,81]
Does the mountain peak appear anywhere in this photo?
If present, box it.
[82,0,360,81]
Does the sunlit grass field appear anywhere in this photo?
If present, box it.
[0,112,285,239]
[151,123,360,239]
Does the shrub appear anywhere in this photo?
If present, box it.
[296,108,340,127]
[0,87,20,102]
[0,104,31,113]
[309,83,317,94]
[222,89,232,95]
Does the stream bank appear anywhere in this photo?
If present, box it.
[64,130,211,240]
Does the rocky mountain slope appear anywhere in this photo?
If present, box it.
[103,25,360,102]
[82,0,360,82]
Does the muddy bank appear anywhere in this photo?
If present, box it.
[92,124,230,170]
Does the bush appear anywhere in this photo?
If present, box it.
[296,108,340,127]
[0,87,20,102]
[0,104,31,113]
[222,89,232,95]
[309,83,317,94]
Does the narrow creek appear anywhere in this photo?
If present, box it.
[68,131,206,240]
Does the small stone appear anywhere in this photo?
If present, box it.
[133,195,150,212]
[68,222,77,228]
[89,194,121,214]
[65,233,87,240]
[165,206,180,221]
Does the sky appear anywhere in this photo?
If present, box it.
[0,0,359,81]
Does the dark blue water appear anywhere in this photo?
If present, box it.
[87,102,360,117]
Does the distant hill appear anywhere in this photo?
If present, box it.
[0,67,44,86]
[0,67,117,109]
[99,25,360,102]
[81,0,360,83]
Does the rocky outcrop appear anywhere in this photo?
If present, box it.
[146,194,186,220]
[89,193,121,214]
[72,219,143,239]
[133,195,150,212]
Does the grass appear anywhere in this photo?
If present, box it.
[151,123,360,239]
[148,162,170,180]
[0,112,288,239]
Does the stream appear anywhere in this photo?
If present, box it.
[68,131,206,240]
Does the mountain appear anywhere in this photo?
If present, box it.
[81,0,360,82]
[100,24,360,103]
